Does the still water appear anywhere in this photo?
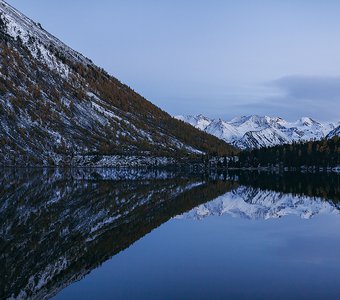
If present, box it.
[1,169,340,299]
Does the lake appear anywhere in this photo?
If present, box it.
[1,168,340,299]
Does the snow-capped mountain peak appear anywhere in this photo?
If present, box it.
[298,117,317,126]
[175,114,338,149]
[176,114,212,131]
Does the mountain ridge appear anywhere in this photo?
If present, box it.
[176,114,338,149]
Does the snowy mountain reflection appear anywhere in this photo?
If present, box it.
[0,168,339,299]
[180,172,340,220]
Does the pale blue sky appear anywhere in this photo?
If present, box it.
[7,0,340,122]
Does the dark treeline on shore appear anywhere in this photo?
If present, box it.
[235,171,340,202]
[230,136,340,169]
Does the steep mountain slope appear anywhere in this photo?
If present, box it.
[0,1,235,166]
[176,114,336,149]
[327,125,340,139]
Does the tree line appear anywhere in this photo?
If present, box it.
[233,136,340,169]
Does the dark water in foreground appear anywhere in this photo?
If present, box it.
[1,169,340,300]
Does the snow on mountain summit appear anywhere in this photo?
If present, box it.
[176,114,337,149]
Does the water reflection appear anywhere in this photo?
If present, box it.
[179,185,340,220]
[0,169,339,299]
[179,171,340,220]
[0,168,236,299]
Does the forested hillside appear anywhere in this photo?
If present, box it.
[0,1,235,166]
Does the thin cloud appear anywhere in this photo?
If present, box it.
[272,75,340,101]
[231,75,340,122]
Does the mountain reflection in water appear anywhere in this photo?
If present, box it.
[0,168,339,299]
[180,172,340,220]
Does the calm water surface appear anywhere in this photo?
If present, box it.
[1,169,340,299]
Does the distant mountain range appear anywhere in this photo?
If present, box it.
[0,1,234,166]
[176,114,339,149]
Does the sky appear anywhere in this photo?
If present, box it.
[6,0,340,122]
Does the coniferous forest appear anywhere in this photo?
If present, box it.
[234,136,340,169]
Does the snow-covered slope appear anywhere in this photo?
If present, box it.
[0,1,235,166]
[327,125,340,139]
[178,186,340,221]
[0,0,90,77]
[176,114,337,149]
